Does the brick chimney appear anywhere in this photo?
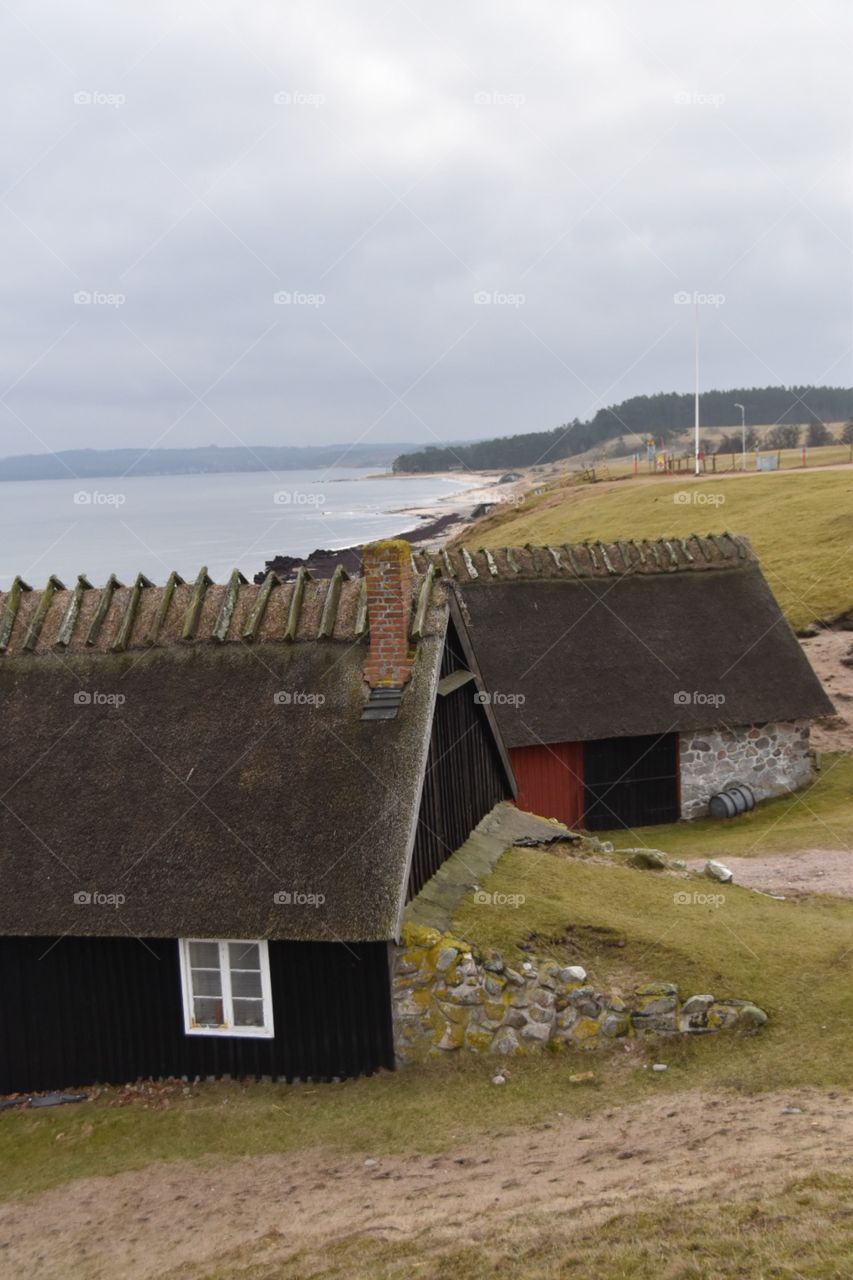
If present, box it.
[362,539,414,688]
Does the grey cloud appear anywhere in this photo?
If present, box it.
[0,0,850,457]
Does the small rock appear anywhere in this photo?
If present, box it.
[559,965,587,983]
[491,1073,507,1086]
[568,1071,595,1083]
[652,1063,668,1072]
[600,841,614,853]
[705,860,733,883]
[364,1157,379,1168]
[782,1106,803,1115]
[434,946,458,972]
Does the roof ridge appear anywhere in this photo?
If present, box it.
[0,569,446,657]
[412,534,755,582]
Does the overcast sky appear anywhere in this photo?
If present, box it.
[0,1,851,457]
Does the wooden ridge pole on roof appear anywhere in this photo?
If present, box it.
[23,576,66,651]
[0,576,33,652]
[56,575,94,647]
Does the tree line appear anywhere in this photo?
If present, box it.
[392,386,853,472]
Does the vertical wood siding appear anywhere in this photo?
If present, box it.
[407,624,510,899]
[582,733,680,830]
[0,937,394,1094]
[510,742,585,827]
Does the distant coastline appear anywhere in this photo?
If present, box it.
[0,442,412,483]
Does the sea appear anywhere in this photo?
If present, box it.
[0,469,478,589]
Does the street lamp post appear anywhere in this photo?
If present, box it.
[734,402,746,472]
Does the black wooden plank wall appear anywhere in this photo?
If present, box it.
[407,622,510,899]
[0,937,394,1094]
[582,732,680,830]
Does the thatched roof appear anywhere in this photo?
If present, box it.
[444,536,834,747]
[0,565,374,656]
[0,568,451,943]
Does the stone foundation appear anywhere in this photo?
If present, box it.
[679,719,813,821]
[392,924,767,1062]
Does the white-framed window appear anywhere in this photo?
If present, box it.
[178,939,274,1038]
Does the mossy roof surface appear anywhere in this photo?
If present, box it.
[0,635,445,942]
[449,547,832,746]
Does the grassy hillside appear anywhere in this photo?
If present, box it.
[468,469,853,629]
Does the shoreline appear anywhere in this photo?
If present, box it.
[259,471,519,580]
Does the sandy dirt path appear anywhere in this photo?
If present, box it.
[802,629,853,753]
[687,849,853,898]
[1,1088,850,1279]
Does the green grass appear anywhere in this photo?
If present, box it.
[470,469,853,629]
[169,1173,853,1279]
[590,751,853,857]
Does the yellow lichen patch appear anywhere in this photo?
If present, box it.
[400,923,441,949]
[570,1017,601,1041]
[465,1027,495,1053]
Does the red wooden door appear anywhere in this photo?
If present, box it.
[510,742,584,828]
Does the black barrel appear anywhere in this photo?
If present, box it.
[708,783,755,819]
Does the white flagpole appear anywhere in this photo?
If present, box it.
[694,299,700,476]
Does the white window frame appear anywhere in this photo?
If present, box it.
[178,939,275,1038]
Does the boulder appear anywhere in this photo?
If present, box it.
[636,982,679,998]
[705,860,733,883]
[520,1018,552,1043]
[491,1027,523,1056]
[569,1016,601,1042]
[434,946,458,972]
[626,848,668,870]
[528,1004,555,1025]
[736,1003,768,1032]
[601,1012,631,1038]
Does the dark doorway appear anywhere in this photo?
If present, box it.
[583,733,679,830]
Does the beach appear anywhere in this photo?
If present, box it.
[262,470,521,579]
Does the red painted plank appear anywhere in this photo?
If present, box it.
[510,742,584,827]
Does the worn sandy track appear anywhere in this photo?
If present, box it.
[2,1088,850,1279]
[686,849,853,898]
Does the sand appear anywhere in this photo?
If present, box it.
[1,1089,849,1279]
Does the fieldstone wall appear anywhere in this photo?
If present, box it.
[679,719,813,820]
[392,924,767,1062]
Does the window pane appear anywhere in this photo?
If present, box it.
[189,941,220,968]
[229,942,260,971]
[191,967,222,997]
[232,998,264,1027]
[230,968,262,999]
[193,996,224,1027]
